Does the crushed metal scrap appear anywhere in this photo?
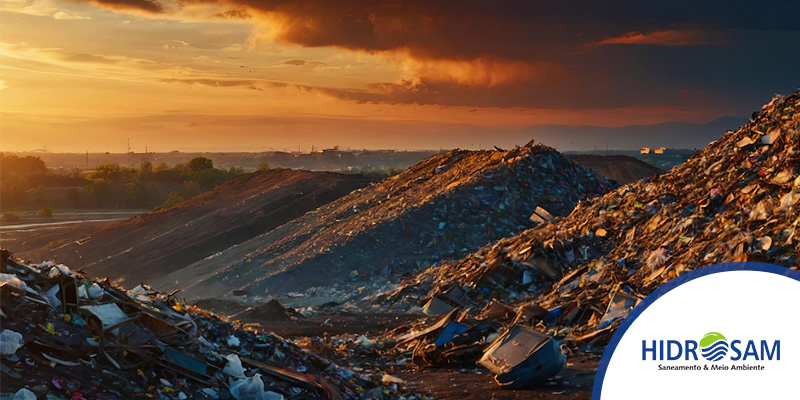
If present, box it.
[0,250,424,400]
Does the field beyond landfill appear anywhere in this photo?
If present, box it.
[2,90,799,400]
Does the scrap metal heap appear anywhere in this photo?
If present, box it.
[0,250,422,400]
[376,91,800,352]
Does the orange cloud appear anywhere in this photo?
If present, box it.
[392,54,563,87]
[597,30,711,46]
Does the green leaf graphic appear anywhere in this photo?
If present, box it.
[700,332,727,347]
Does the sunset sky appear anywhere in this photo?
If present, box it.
[1,1,799,152]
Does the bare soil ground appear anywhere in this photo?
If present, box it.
[0,218,109,256]
[396,364,594,400]
[9,169,371,283]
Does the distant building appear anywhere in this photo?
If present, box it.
[654,147,666,154]
[640,147,651,154]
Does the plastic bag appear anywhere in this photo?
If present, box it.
[230,375,264,400]
[0,329,24,356]
[222,354,245,378]
[13,388,36,400]
[230,375,284,400]
[0,273,27,291]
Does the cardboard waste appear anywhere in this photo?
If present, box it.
[0,250,421,400]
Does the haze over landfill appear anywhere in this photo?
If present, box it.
[2,1,800,400]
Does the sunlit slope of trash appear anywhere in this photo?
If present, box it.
[0,250,420,400]
[20,169,371,285]
[155,144,613,306]
[382,91,800,341]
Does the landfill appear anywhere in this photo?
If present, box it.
[374,91,800,351]
[6,91,799,398]
[149,143,614,310]
[13,169,372,286]
[0,250,424,400]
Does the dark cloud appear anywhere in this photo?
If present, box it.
[161,78,266,91]
[117,0,800,112]
[161,25,800,114]
[180,0,800,62]
[75,0,800,59]
[89,0,164,13]
[49,51,122,64]
[161,77,386,102]
[282,59,307,66]
[215,7,250,18]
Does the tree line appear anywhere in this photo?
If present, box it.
[0,154,245,212]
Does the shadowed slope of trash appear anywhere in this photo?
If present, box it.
[153,144,614,309]
[0,250,423,400]
[377,90,800,345]
[17,169,372,285]
[569,155,662,184]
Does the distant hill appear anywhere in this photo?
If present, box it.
[569,155,662,184]
[526,116,747,151]
[18,169,372,283]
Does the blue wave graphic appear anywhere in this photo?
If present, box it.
[701,340,729,361]
[703,348,727,361]
[701,341,728,354]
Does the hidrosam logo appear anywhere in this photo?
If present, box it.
[640,334,779,362]
[594,263,800,400]
[700,332,729,361]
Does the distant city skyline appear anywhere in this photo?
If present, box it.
[1,1,798,152]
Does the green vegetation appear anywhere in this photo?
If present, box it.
[159,191,184,210]
[187,157,214,172]
[2,212,20,223]
[350,166,405,179]
[36,208,53,218]
[0,153,245,211]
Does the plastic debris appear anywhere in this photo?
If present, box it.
[223,353,246,378]
[0,250,412,399]
[230,375,268,400]
[0,273,27,291]
[478,325,565,388]
[13,388,36,400]
[0,329,24,356]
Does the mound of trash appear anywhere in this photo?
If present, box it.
[18,169,371,285]
[152,144,614,308]
[0,250,419,400]
[379,91,800,347]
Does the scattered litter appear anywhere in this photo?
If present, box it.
[0,329,24,356]
[0,250,411,399]
[478,325,565,388]
[13,388,36,400]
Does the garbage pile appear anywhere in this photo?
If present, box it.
[378,91,800,347]
[152,143,614,309]
[0,250,418,400]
